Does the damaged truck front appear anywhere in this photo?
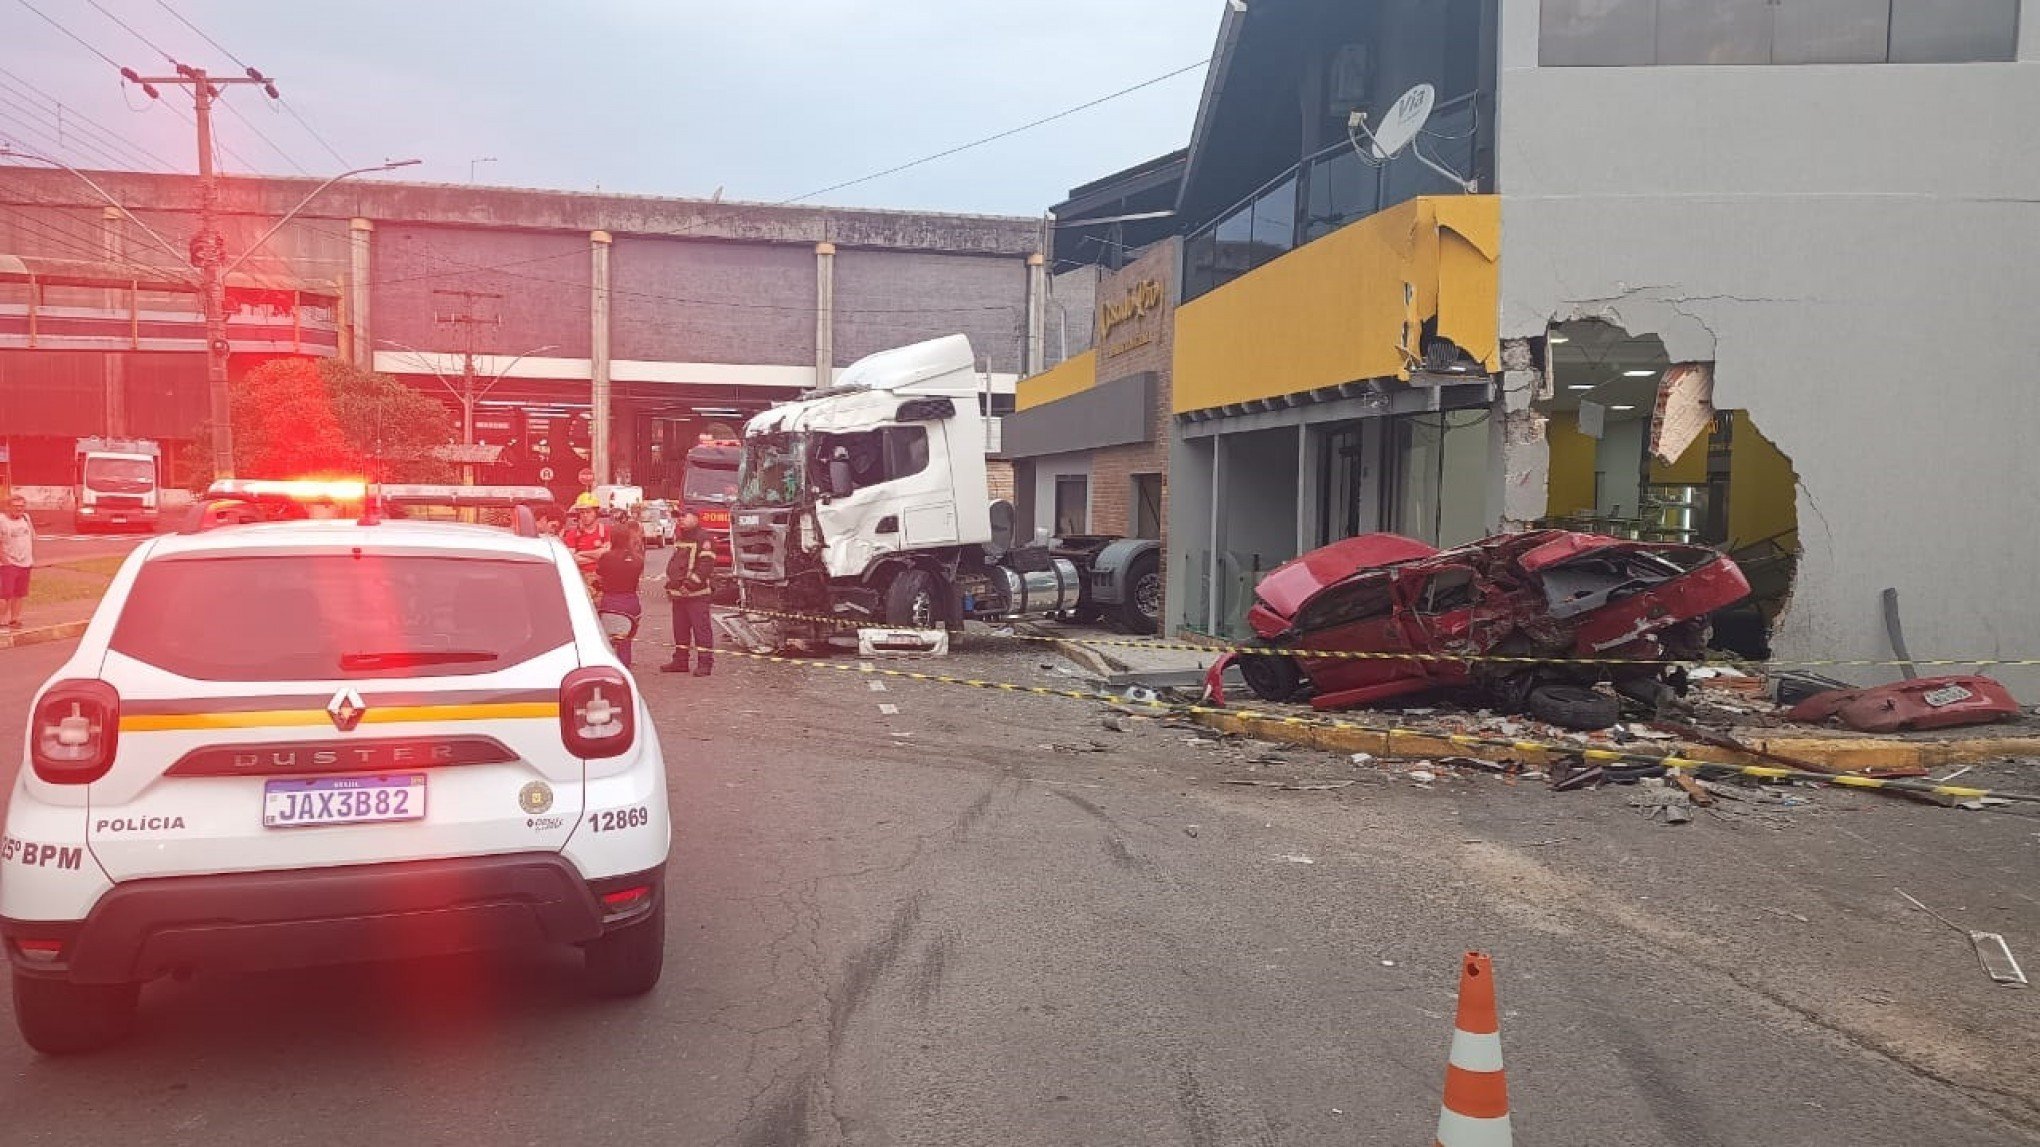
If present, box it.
[730,334,1161,646]
[1215,530,1751,729]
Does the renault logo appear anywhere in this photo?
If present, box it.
[327,687,367,732]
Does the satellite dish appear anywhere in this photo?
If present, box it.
[1368,83,1435,161]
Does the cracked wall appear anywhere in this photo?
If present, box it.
[1496,0,2040,696]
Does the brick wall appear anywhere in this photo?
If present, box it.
[1082,239,1177,538]
[986,459,1015,502]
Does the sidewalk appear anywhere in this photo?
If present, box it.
[0,597,97,650]
[0,558,117,651]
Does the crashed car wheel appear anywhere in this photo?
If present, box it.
[1238,654,1304,702]
[1526,684,1620,731]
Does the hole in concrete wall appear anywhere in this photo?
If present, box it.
[1537,319,1800,658]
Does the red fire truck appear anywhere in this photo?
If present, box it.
[681,438,741,601]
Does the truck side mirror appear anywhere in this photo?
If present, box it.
[828,455,855,498]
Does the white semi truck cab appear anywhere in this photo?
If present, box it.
[731,335,1161,637]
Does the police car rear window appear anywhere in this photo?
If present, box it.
[109,554,574,681]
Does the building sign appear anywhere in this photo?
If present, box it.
[1098,278,1166,358]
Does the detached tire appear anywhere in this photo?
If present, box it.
[883,568,944,629]
[1238,654,1304,702]
[584,898,666,999]
[1526,684,1621,731]
[1114,552,1162,636]
[12,975,139,1055]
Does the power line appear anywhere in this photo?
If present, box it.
[217,99,310,175]
[148,0,246,66]
[150,0,350,168]
[78,0,309,175]
[13,0,124,69]
[779,58,1208,205]
[0,96,137,172]
[81,0,178,64]
[0,67,178,171]
[0,86,167,174]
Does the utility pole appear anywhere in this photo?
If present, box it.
[123,63,282,481]
[433,288,502,487]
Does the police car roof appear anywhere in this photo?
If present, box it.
[142,517,562,561]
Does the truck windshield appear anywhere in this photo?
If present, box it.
[737,434,805,507]
[684,461,740,505]
[84,457,155,493]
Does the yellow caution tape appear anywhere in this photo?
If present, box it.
[723,604,2040,673]
[708,646,2037,805]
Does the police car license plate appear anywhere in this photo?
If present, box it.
[263,775,426,828]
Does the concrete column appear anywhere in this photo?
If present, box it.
[1207,433,1228,635]
[1294,420,1317,553]
[348,218,373,365]
[814,241,836,389]
[1491,338,1550,533]
[1024,252,1047,375]
[100,207,126,436]
[590,230,614,485]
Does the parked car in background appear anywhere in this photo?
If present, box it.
[1209,529,1751,729]
[637,502,675,548]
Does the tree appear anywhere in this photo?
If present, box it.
[208,358,457,483]
[319,360,457,483]
[230,358,362,478]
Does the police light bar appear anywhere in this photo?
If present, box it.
[202,479,369,503]
[375,484,558,508]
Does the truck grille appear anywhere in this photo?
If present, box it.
[731,509,791,582]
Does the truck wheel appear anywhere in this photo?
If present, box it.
[1114,553,1162,636]
[584,898,666,998]
[12,975,139,1055]
[1238,654,1303,702]
[1525,684,1620,731]
[884,568,944,629]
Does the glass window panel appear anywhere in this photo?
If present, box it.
[1540,0,1657,66]
[1890,0,2019,62]
[1774,0,1891,63]
[1304,149,1380,242]
[1250,175,1297,266]
[1182,228,1219,301]
[1657,0,1774,64]
[1210,204,1255,291]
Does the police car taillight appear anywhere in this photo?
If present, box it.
[560,667,635,758]
[30,680,121,785]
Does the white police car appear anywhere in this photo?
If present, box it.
[0,481,671,1053]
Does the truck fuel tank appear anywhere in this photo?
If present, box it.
[995,558,1083,618]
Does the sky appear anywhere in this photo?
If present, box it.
[0,0,1223,216]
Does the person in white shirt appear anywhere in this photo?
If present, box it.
[0,495,33,628]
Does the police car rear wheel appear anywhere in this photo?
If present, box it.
[584,898,666,998]
[13,975,139,1055]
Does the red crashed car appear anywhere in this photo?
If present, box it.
[1211,530,1751,729]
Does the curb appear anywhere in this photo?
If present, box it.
[1188,710,2040,772]
[0,621,89,650]
[1053,639,1127,680]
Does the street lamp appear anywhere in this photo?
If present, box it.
[0,147,422,480]
[220,159,421,279]
[376,338,557,485]
[0,145,191,273]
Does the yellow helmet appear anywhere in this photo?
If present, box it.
[572,493,601,510]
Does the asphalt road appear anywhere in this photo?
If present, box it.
[0,619,2036,1146]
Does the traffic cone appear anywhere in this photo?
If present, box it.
[1434,951,1511,1147]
